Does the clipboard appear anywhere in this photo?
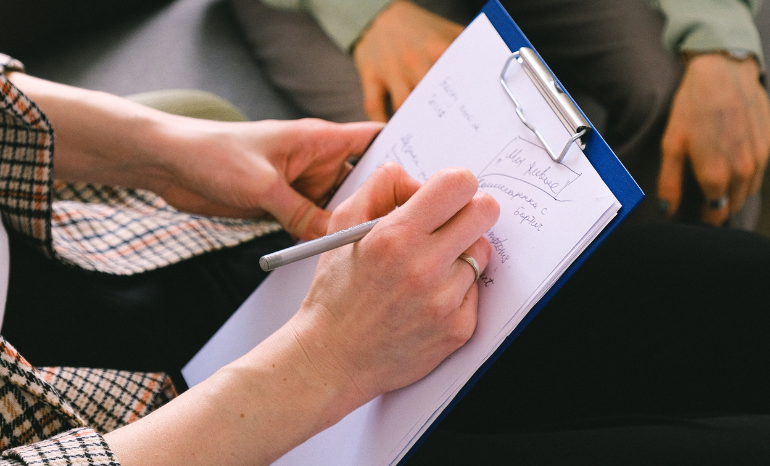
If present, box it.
[396,1,644,463]
[182,1,644,464]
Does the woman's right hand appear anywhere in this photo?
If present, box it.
[288,162,500,418]
[105,162,499,466]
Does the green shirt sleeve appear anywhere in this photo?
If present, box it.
[650,0,764,66]
[262,0,767,64]
[261,0,393,51]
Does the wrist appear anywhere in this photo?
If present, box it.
[682,49,760,74]
[207,321,361,460]
[8,73,173,189]
[683,48,757,62]
[136,110,200,193]
[285,304,374,413]
[109,321,363,466]
[681,50,762,84]
[352,0,404,53]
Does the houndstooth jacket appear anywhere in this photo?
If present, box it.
[0,338,176,465]
[0,55,279,463]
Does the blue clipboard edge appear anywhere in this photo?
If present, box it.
[397,0,645,464]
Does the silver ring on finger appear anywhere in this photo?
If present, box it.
[458,253,480,283]
[707,196,729,210]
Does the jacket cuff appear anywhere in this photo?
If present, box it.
[654,0,765,69]
[0,53,24,74]
[2,428,120,466]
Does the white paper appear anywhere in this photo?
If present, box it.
[184,14,619,466]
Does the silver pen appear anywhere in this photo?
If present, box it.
[259,217,383,271]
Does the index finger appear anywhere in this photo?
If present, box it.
[330,162,422,232]
[394,167,480,234]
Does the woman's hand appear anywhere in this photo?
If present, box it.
[148,117,384,240]
[105,163,499,466]
[658,53,770,225]
[287,163,500,415]
[7,73,383,240]
[353,0,463,121]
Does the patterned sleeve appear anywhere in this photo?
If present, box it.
[0,54,25,75]
[0,428,119,466]
[1,58,280,275]
[0,337,178,465]
[0,67,56,258]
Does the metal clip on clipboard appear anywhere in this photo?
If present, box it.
[501,47,590,163]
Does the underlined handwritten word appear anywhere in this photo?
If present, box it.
[478,137,582,200]
[505,148,526,166]
[479,181,538,208]
[525,161,560,194]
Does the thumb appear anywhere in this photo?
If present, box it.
[266,180,331,240]
[657,133,687,217]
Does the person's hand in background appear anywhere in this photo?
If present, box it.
[658,52,770,225]
[353,0,463,122]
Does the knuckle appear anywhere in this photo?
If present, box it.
[477,237,493,264]
[425,289,455,317]
[733,158,757,183]
[378,161,407,181]
[405,262,434,289]
[699,170,729,195]
[438,167,478,192]
[474,192,501,224]
[446,311,476,347]
[445,288,467,313]
[363,98,382,118]
[296,117,328,132]
[374,229,402,258]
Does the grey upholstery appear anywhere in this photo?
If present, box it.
[18,0,303,122]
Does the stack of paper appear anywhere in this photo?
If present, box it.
[183,9,628,466]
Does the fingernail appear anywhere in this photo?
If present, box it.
[314,221,329,239]
[657,199,670,216]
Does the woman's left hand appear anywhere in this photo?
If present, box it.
[150,118,384,240]
[7,73,382,241]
